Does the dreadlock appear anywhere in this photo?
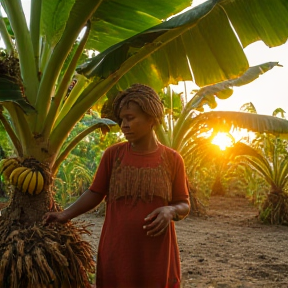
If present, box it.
[113,83,164,125]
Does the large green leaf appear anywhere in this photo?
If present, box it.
[229,139,288,190]
[41,0,76,48]
[77,1,248,88]
[77,0,288,90]
[223,0,288,48]
[40,0,190,52]
[86,0,191,52]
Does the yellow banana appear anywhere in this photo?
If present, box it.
[35,171,44,195]
[3,158,18,168]
[0,159,12,174]
[2,162,19,181]
[17,168,32,191]
[0,158,19,175]
[27,171,37,195]
[21,170,34,193]
[9,167,28,186]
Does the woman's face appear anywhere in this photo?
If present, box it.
[119,101,154,143]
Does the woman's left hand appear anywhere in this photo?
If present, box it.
[143,206,175,237]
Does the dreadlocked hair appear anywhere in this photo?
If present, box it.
[113,83,164,125]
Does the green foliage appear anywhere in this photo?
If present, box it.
[54,124,122,207]
[54,154,94,207]
[0,0,288,174]
[159,87,183,120]
[225,162,269,202]
[189,165,214,207]
[225,134,288,224]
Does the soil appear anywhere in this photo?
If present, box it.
[78,196,288,288]
[1,196,288,287]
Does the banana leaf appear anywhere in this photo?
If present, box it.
[189,62,281,109]
[194,111,288,135]
[77,0,288,90]
[0,77,35,113]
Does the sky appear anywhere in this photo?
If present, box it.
[207,41,288,116]
[1,0,288,117]
[174,41,288,116]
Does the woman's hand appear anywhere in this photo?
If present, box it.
[42,211,70,225]
[143,206,175,237]
[42,190,105,226]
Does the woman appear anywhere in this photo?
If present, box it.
[44,83,190,288]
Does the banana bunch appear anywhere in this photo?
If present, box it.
[9,167,44,195]
[0,158,20,182]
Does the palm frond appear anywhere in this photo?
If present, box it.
[194,111,288,135]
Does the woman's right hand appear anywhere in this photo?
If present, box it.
[42,211,70,225]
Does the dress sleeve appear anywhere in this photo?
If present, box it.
[170,152,190,205]
[89,148,113,195]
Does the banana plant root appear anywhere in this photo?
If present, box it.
[0,216,95,288]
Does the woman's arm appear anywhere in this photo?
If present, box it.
[43,189,105,224]
[167,200,190,221]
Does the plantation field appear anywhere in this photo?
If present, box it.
[79,196,288,288]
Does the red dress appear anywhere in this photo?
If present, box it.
[89,142,189,288]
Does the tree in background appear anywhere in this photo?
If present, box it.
[225,138,288,225]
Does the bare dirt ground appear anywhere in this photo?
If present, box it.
[1,196,288,287]
[78,196,288,288]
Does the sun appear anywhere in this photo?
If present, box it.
[211,132,233,151]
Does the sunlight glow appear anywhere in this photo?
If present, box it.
[211,132,233,151]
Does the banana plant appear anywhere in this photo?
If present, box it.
[0,0,288,287]
[154,61,285,214]
[188,132,288,224]
[228,138,288,225]
[54,155,94,207]
[155,61,284,152]
[182,110,288,206]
